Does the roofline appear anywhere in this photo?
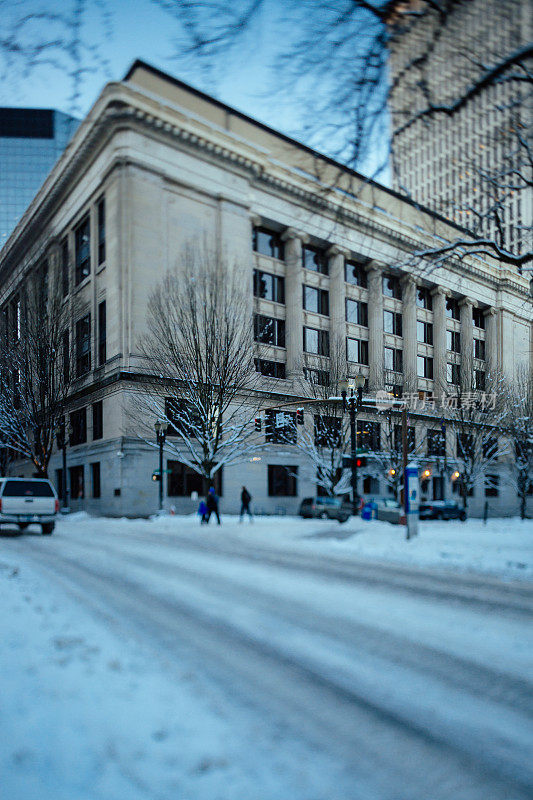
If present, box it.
[123,58,473,238]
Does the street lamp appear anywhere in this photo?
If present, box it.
[154,419,169,511]
[340,373,366,515]
[56,418,73,513]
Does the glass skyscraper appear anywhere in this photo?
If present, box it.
[0,108,79,248]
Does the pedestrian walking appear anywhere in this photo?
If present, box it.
[239,486,253,522]
[205,487,221,525]
[197,499,208,524]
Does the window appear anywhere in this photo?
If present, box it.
[382,275,402,299]
[268,464,297,496]
[347,337,369,365]
[253,270,285,303]
[302,245,328,275]
[167,461,223,497]
[70,408,87,446]
[304,367,329,386]
[252,227,284,260]
[97,197,105,265]
[254,359,286,379]
[75,314,91,377]
[164,398,203,438]
[362,476,380,494]
[475,370,486,391]
[416,287,433,310]
[303,286,329,315]
[314,416,342,448]
[394,424,416,452]
[12,296,21,342]
[427,429,445,456]
[446,330,461,352]
[98,301,106,365]
[61,237,69,297]
[91,462,101,499]
[74,215,90,284]
[345,261,367,287]
[254,315,285,347]
[62,330,70,385]
[457,433,473,459]
[417,320,433,344]
[447,363,460,385]
[92,401,103,440]
[384,310,403,336]
[473,308,486,329]
[69,465,85,500]
[446,298,460,320]
[385,347,403,373]
[474,338,485,360]
[303,327,329,356]
[484,474,499,497]
[417,355,433,379]
[357,420,380,451]
[346,299,368,326]
[265,410,297,444]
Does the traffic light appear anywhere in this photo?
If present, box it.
[254,417,262,432]
[152,471,161,482]
[356,457,367,468]
[296,408,304,425]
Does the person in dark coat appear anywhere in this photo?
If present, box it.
[206,487,220,525]
[239,486,253,522]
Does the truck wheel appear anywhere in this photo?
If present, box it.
[18,523,29,531]
[42,523,55,535]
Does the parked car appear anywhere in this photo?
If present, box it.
[299,496,352,523]
[364,496,405,524]
[0,478,59,534]
[419,500,466,521]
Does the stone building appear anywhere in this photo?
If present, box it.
[0,60,530,517]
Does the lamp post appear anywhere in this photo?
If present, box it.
[56,418,73,513]
[154,419,169,511]
[340,373,366,515]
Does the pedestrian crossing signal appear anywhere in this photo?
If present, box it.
[255,417,262,432]
[152,472,161,481]
[296,408,304,425]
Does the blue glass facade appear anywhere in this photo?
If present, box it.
[0,108,79,248]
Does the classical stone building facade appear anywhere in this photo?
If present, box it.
[0,61,531,517]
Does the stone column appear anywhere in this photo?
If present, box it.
[400,274,417,394]
[366,263,383,392]
[431,287,447,396]
[327,246,347,358]
[484,307,499,376]
[282,228,307,380]
[460,298,474,391]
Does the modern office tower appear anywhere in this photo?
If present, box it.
[388,0,532,259]
[0,108,78,247]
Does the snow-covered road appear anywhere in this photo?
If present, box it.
[1,515,532,800]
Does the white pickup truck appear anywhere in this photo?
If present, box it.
[0,478,59,534]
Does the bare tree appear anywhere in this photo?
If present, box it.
[133,248,262,486]
[0,258,72,477]
[504,367,533,519]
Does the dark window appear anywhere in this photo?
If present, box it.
[446,330,461,352]
[303,368,329,386]
[75,314,91,377]
[345,261,367,287]
[394,425,416,452]
[62,330,70,385]
[427,429,445,456]
[416,287,433,310]
[303,286,329,315]
[12,296,21,342]
[475,370,486,391]
[362,475,379,494]
[254,359,286,379]
[1,480,54,497]
[302,245,328,275]
[164,398,203,438]
[484,474,499,497]
[167,461,223,497]
[385,347,403,373]
[98,301,106,365]
[314,416,342,448]
[254,315,285,347]
[268,464,297,496]
[474,339,485,360]
[91,462,101,498]
[457,433,474,459]
[483,438,498,461]
[346,337,369,365]
[265,410,297,444]
[69,465,85,500]
[417,320,433,344]
[97,198,106,265]
[473,308,486,329]
[70,408,87,446]
[384,310,403,336]
[252,227,284,260]
[446,298,460,320]
[74,216,90,284]
[417,355,433,379]
[447,363,460,385]
[92,401,103,440]
[253,270,285,303]
[383,275,402,299]
[303,327,329,356]
[61,238,69,297]
[357,420,380,451]
[346,299,368,326]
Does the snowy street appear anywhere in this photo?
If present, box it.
[1,515,532,800]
